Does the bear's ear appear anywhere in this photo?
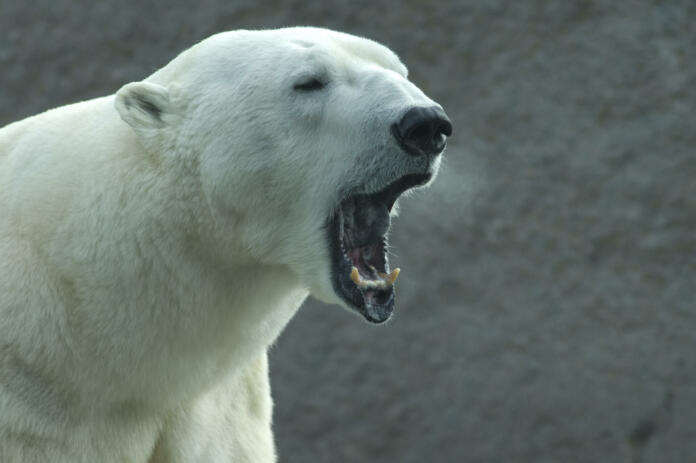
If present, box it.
[115,81,179,129]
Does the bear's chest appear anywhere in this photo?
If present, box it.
[65,263,307,414]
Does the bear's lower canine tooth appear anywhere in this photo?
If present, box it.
[350,267,361,285]
[378,268,400,285]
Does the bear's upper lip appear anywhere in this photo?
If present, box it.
[327,172,432,323]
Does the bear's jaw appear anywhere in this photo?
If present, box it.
[327,173,432,323]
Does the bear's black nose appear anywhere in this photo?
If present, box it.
[392,106,452,156]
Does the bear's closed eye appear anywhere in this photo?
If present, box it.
[293,78,326,91]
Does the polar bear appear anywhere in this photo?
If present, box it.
[0,27,451,462]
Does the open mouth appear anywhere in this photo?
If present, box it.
[328,173,432,323]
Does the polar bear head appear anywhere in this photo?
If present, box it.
[115,27,451,324]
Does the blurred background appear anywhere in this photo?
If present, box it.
[1,1,694,461]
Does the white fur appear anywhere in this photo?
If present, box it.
[0,27,441,462]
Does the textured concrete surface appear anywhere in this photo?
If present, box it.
[1,1,694,462]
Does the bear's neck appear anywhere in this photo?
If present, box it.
[42,147,308,411]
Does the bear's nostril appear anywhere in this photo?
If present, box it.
[433,133,446,151]
[393,106,452,156]
[436,120,453,138]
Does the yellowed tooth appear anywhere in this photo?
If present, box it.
[378,268,401,286]
[352,266,400,290]
[350,267,361,285]
[387,268,400,285]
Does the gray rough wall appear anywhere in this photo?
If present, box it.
[2,1,694,462]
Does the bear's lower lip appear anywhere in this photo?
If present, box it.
[327,173,432,322]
